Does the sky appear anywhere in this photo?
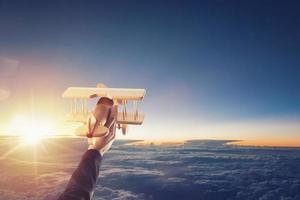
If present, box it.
[0,0,299,146]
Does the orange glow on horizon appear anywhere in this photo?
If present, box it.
[0,111,81,144]
[0,108,299,148]
[228,139,300,148]
[125,139,300,148]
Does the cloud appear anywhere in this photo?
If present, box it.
[0,139,300,200]
[99,140,300,200]
[94,186,146,200]
[0,189,32,200]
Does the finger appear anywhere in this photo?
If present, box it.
[93,104,110,123]
[105,134,115,146]
[105,130,115,143]
[99,124,114,143]
[105,136,115,149]
[108,121,116,135]
[92,127,111,145]
[90,127,109,137]
[104,105,117,128]
[102,134,115,152]
[107,129,116,145]
[103,128,116,144]
[100,139,114,155]
[97,130,115,154]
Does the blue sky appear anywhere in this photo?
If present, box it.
[0,0,299,143]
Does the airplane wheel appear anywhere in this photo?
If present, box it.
[122,125,128,135]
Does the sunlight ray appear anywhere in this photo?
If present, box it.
[0,142,24,160]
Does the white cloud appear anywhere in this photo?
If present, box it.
[94,186,146,200]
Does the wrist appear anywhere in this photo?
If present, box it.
[88,145,105,156]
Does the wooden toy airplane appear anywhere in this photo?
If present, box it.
[62,83,146,137]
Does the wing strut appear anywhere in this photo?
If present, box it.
[122,99,128,120]
[133,100,138,120]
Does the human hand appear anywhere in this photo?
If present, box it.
[88,97,117,156]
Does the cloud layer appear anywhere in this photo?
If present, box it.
[0,139,299,200]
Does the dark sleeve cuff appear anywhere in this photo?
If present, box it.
[81,149,102,162]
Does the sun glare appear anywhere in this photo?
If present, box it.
[23,133,41,145]
[8,114,56,144]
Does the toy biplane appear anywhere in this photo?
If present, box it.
[62,83,146,137]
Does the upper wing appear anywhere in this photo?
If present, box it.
[62,87,146,100]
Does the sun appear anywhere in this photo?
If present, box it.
[8,114,56,144]
[22,133,41,145]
